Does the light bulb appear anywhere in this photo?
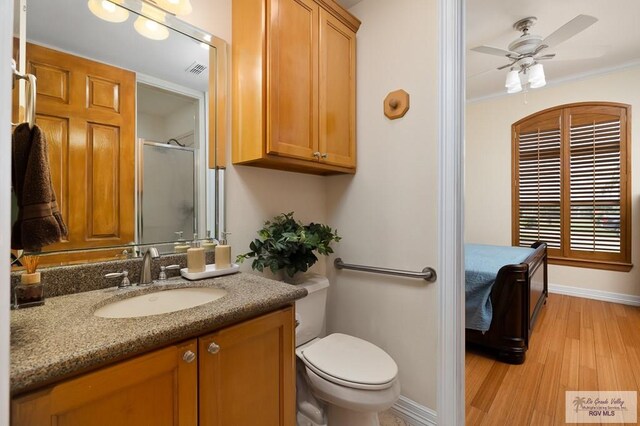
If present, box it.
[101,0,115,12]
[87,0,129,23]
[134,3,169,40]
[145,19,159,30]
[134,16,169,40]
[156,0,193,15]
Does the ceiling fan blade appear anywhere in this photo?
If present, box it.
[542,15,598,48]
[497,62,516,70]
[466,67,497,79]
[470,45,514,58]
[552,45,609,60]
[535,54,556,60]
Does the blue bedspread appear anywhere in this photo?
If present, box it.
[465,244,535,332]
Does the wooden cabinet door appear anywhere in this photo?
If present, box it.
[199,306,296,426]
[319,9,356,168]
[11,340,198,426]
[267,0,319,161]
[25,42,135,259]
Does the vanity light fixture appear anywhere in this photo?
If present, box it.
[87,0,129,23]
[156,0,193,16]
[134,16,170,40]
[133,3,169,40]
[88,1,171,41]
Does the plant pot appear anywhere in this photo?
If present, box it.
[263,269,307,285]
[282,272,306,285]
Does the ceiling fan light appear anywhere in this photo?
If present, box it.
[530,76,547,89]
[507,82,523,94]
[505,70,521,89]
[87,0,129,23]
[528,63,545,85]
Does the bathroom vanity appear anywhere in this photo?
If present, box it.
[10,273,306,426]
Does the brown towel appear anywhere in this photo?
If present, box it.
[11,123,68,251]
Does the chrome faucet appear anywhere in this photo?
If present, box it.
[140,247,159,285]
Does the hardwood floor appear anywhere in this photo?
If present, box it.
[466,293,640,425]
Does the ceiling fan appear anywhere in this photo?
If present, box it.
[472,14,599,71]
[471,14,598,92]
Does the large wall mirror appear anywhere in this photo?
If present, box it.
[11,0,227,266]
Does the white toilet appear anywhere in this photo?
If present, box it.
[295,275,401,426]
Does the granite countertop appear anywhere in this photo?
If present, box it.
[10,272,307,395]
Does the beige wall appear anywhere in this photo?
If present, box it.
[187,0,439,408]
[182,0,329,275]
[326,0,439,409]
[466,65,640,297]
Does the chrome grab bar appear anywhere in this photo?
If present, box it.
[334,258,437,282]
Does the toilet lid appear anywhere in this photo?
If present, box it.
[300,333,398,390]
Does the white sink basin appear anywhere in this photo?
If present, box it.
[94,287,227,318]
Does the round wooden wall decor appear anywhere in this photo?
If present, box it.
[384,89,410,119]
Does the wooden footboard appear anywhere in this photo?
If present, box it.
[466,242,548,364]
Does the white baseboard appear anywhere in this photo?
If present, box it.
[390,396,437,426]
[548,283,640,306]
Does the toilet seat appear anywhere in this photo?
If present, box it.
[298,333,398,391]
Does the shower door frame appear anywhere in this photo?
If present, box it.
[137,139,199,245]
[135,75,209,247]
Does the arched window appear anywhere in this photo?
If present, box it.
[512,102,631,271]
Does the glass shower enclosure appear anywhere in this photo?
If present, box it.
[139,141,197,245]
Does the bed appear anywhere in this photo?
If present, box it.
[465,241,548,364]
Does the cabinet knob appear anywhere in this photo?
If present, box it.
[321,153,328,159]
[208,342,221,354]
[182,350,196,363]
[312,152,321,159]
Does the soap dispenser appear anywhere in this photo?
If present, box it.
[201,230,218,254]
[215,232,231,269]
[187,233,206,273]
[174,231,190,254]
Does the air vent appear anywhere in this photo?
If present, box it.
[185,61,207,75]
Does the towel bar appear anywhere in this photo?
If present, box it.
[334,258,437,282]
[11,59,37,129]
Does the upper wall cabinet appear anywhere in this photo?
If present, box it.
[232,0,360,175]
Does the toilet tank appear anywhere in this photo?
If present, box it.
[294,274,330,347]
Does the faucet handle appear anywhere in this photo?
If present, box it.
[105,270,131,289]
[159,264,181,281]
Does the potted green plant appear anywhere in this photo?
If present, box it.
[237,212,341,283]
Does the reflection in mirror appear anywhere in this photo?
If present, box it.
[138,82,202,245]
[11,0,225,266]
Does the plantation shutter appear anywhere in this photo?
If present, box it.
[512,103,631,271]
[516,123,562,250]
[569,115,621,253]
